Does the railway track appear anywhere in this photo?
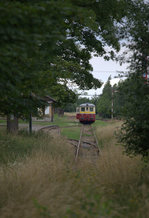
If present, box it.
[39,124,100,160]
[75,124,100,161]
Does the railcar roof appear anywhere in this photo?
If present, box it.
[80,103,95,107]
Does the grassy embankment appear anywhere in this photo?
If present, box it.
[0,118,149,217]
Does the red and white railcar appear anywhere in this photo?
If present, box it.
[76,103,96,123]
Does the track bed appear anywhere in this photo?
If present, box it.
[75,124,100,161]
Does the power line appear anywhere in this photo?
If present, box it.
[92,70,127,73]
[78,94,100,96]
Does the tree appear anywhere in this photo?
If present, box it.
[97,78,112,118]
[0,0,128,131]
[0,0,68,131]
[109,82,127,118]
[117,0,149,157]
[63,96,92,113]
[48,83,77,116]
[91,94,99,114]
[118,75,149,157]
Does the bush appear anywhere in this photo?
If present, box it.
[118,76,149,157]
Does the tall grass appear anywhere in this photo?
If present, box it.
[0,123,149,217]
[0,129,57,165]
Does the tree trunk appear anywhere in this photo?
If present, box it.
[41,106,45,116]
[7,115,18,133]
[29,113,32,134]
[49,104,54,122]
[51,106,54,122]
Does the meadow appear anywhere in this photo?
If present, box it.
[0,117,149,217]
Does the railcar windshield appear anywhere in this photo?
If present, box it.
[81,107,85,112]
[90,107,94,112]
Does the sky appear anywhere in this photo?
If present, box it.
[77,55,129,98]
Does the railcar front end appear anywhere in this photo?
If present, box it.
[76,103,96,124]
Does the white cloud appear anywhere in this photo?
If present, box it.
[110,77,126,86]
[77,55,129,98]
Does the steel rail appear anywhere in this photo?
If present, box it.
[75,124,84,161]
[90,124,101,155]
[75,124,101,161]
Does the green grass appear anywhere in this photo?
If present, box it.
[0,114,79,127]
[0,119,28,125]
[58,117,108,140]
[55,116,108,140]
[0,129,52,165]
[41,117,79,127]
[0,119,6,124]
[0,114,109,127]
[61,126,81,140]
[92,119,109,127]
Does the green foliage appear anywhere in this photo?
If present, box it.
[118,75,149,157]
[63,96,92,112]
[0,0,128,119]
[97,78,112,118]
[117,1,149,157]
[0,0,67,117]
[121,0,149,72]
[111,83,125,118]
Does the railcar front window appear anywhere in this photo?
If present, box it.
[90,107,93,112]
[81,107,85,112]
[86,107,88,111]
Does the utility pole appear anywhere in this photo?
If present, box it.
[49,102,54,122]
[29,93,32,134]
[111,87,118,119]
[29,113,32,134]
[147,56,149,83]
